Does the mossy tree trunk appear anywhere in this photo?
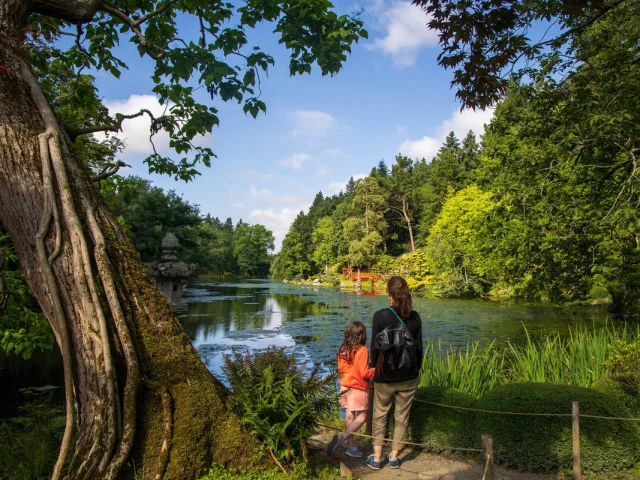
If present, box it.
[0,2,259,479]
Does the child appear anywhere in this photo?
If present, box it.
[327,321,375,458]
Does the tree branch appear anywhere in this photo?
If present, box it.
[538,0,628,48]
[133,0,179,27]
[30,0,103,23]
[101,3,173,60]
[92,161,129,182]
[66,109,152,140]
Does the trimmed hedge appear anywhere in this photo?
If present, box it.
[475,383,640,473]
[592,375,640,418]
[408,386,478,451]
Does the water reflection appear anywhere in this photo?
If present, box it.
[180,280,616,381]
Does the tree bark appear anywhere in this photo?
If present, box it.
[0,4,260,479]
[402,198,416,253]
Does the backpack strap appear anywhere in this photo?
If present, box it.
[387,306,405,325]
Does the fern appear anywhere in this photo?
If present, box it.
[223,347,337,465]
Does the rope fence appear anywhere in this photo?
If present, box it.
[317,422,482,453]
[326,386,640,480]
[411,397,640,421]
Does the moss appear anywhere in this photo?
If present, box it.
[104,216,263,479]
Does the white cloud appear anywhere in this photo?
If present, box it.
[288,110,336,137]
[249,208,305,251]
[398,107,495,161]
[98,94,212,157]
[230,202,244,209]
[398,136,442,160]
[249,185,298,205]
[325,173,367,195]
[277,152,312,170]
[396,126,408,137]
[368,2,438,67]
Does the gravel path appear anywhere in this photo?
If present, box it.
[311,430,559,480]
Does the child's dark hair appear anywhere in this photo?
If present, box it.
[338,321,367,365]
[387,276,413,320]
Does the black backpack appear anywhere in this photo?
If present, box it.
[374,307,419,381]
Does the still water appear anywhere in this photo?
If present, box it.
[181,279,613,380]
[0,278,617,416]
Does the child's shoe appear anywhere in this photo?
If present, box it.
[387,453,400,469]
[327,434,344,455]
[365,454,382,470]
[345,446,363,458]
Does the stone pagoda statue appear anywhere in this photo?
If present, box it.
[147,233,196,313]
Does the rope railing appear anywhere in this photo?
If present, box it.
[411,396,640,421]
[325,389,640,480]
[317,422,482,453]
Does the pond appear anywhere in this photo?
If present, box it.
[0,278,618,416]
[181,278,614,381]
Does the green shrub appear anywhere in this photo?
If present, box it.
[476,383,640,473]
[604,339,640,393]
[319,271,341,287]
[222,347,337,465]
[589,286,611,300]
[0,390,66,480]
[592,375,640,417]
[408,387,478,451]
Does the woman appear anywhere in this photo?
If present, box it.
[365,276,423,470]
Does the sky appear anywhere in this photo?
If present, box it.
[88,0,496,250]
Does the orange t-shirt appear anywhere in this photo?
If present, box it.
[338,345,375,391]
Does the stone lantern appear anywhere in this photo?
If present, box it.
[147,233,195,313]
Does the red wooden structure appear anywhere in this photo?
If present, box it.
[341,268,382,283]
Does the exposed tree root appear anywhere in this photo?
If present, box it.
[20,57,139,479]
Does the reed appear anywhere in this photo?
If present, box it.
[419,323,636,398]
[420,339,505,399]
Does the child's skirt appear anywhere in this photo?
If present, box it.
[339,386,369,412]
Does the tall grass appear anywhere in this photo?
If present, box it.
[419,323,637,398]
[420,340,505,398]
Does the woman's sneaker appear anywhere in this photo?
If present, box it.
[345,446,363,458]
[327,434,344,455]
[365,454,382,470]
[387,453,400,469]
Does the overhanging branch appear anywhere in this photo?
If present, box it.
[91,161,129,182]
[66,109,153,140]
[101,3,173,60]
[30,0,103,23]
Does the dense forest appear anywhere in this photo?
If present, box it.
[274,51,640,313]
[101,175,274,277]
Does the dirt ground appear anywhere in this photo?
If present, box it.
[311,429,559,480]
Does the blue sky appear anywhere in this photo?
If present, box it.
[88,0,495,249]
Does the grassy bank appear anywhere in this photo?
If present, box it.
[420,324,637,398]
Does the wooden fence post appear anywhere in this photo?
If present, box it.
[482,435,494,480]
[573,401,581,480]
[365,382,374,435]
